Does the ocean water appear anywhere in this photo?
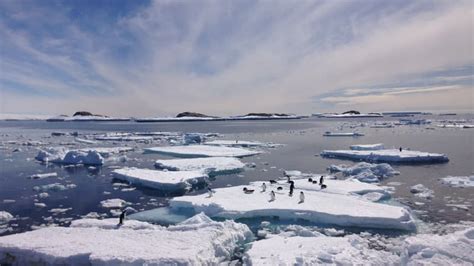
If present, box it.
[1,115,473,235]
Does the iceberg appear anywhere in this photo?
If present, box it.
[35,147,104,165]
[440,176,474,188]
[350,143,385,150]
[204,140,274,148]
[0,213,253,265]
[144,145,261,158]
[328,162,399,183]
[155,157,245,176]
[169,184,415,231]
[321,149,449,163]
[112,167,208,192]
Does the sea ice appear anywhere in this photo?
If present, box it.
[323,132,364,137]
[440,176,474,188]
[0,212,13,223]
[35,147,104,165]
[29,172,57,179]
[410,184,434,199]
[113,168,208,191]
[328,162,399,183]
[170,184,415,231]
[204,140,275,148]
[321,149,449,163]
[155,157,245,176]
[144,145,261,158]
[350,143,385,150]
[0,213,252,265]
[100,199,129,209]
[33,183,76,192]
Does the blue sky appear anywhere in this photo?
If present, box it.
[0,0,472,116]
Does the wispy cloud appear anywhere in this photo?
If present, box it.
[0,0,472,116]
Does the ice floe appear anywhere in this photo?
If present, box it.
[410,184,434,199]
[113,167,208,191]
[440,176,474,188]
[323,132,364,137]
[100,199,129,209]
[0,213,252,265]
[33,183,76,192]
[321,149,449,163]
[29,172,57,179]
[35,147,104,165]
[154,157,245,176]
[204,140,275,148]
[170,184,415,231]
[350,143,385,150]
[0,212,13,223]
[328,162,399,183]
[144,145,261,158]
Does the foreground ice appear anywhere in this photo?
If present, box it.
[328,162,399,183]
[0,213,252,265]
[155,157,245,176]
[321,149,449,163]
[113,167,208,191]
[144,145,261,158]
[170,184,415,231]
[440,176,474,188]
[350,143,385,150]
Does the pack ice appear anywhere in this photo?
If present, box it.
[112,167,208,192]
[144,145,261,158]
[321,149,449,163]
[204,140,275,148]
[155,157,245,176]
[440,176,474,188]
[35,147,133,165]
[170,183,415,231]
[0,213,253,265]
[328,162,399,183]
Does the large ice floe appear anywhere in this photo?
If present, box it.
[203,140,276,148]
[35,147,133,165]
[155,157,245,176]
[112,167,208,192]
[350,143,385,150]
[440,176,474,188]
[170,182,415,231]
[321,149,449,163]
[0,213,253,265]
[144,145,261,158]
[328,162,399,183]
[323,131,364,137]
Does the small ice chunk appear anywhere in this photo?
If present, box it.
[29,172,57,179]
[410,184,434,199]
[100,199,128,209]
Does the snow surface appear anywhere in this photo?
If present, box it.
[170,184,415,231]
[350,143,385,150]
[328,162,399,183]
[0,213,253,265]
[113,167,208,191]
[144,145,261,158]
[440,176,474,188]
[154,157,245,176]
[321,149,449,163]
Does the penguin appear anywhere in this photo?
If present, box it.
[399,147,403,152]
[269,180,277,184]
[299,191,305,203]
[270,190,276,201]
[208,188,214,197]
[289,182,295,196]
[312,180,318,184]
[243,187,255,194]
[320,184,327,189]
[287,176,291,183]
[308,177,313,182]
[261,182,266,192]
[118,210,126,225]
[277,186,283,190]
[319,175,324,185]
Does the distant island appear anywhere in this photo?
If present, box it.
[313,111,383,118]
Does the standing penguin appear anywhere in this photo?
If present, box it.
[289,181,295,196]
[270,190,276,201]
[208,188,214,197]
[399,147,403,152]
[319,175,324,185]
[261,182,266,192]
[118,210,127,225]
[299,191,305,203]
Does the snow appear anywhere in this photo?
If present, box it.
[35,147,104,165]
[169,183,415,231]
[350,143,385,150]
[204,140,275,148]
[144,145,261,158]
[321,149,449,163]
[154,157,245,176]
[0,212,13,223]
[410,184,434,199]
[323,132,364,137]
[100,199,128,209]
[440,176,474,188]
[328,162,399,183]
[243,234,397,265]
[0,213,253,265]
[112,167,208,191]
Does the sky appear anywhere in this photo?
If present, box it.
[0,0,473,117]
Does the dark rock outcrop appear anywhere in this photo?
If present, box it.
[176,112,216,118]
[342,110,360,115]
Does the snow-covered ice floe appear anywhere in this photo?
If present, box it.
[35,147,133,165]
[323,132,364,137]
[440,176,474,188]
[0,213,252,265]
[144,145,261,158]
[328,162,399,183]
[170,183,415,231]
[350,143,384,150]
[321,149,449,163]
[112,167,208,192]
[155,157,245,176]
[203,140,277,148]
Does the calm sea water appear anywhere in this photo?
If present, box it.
[1,115,473,235]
